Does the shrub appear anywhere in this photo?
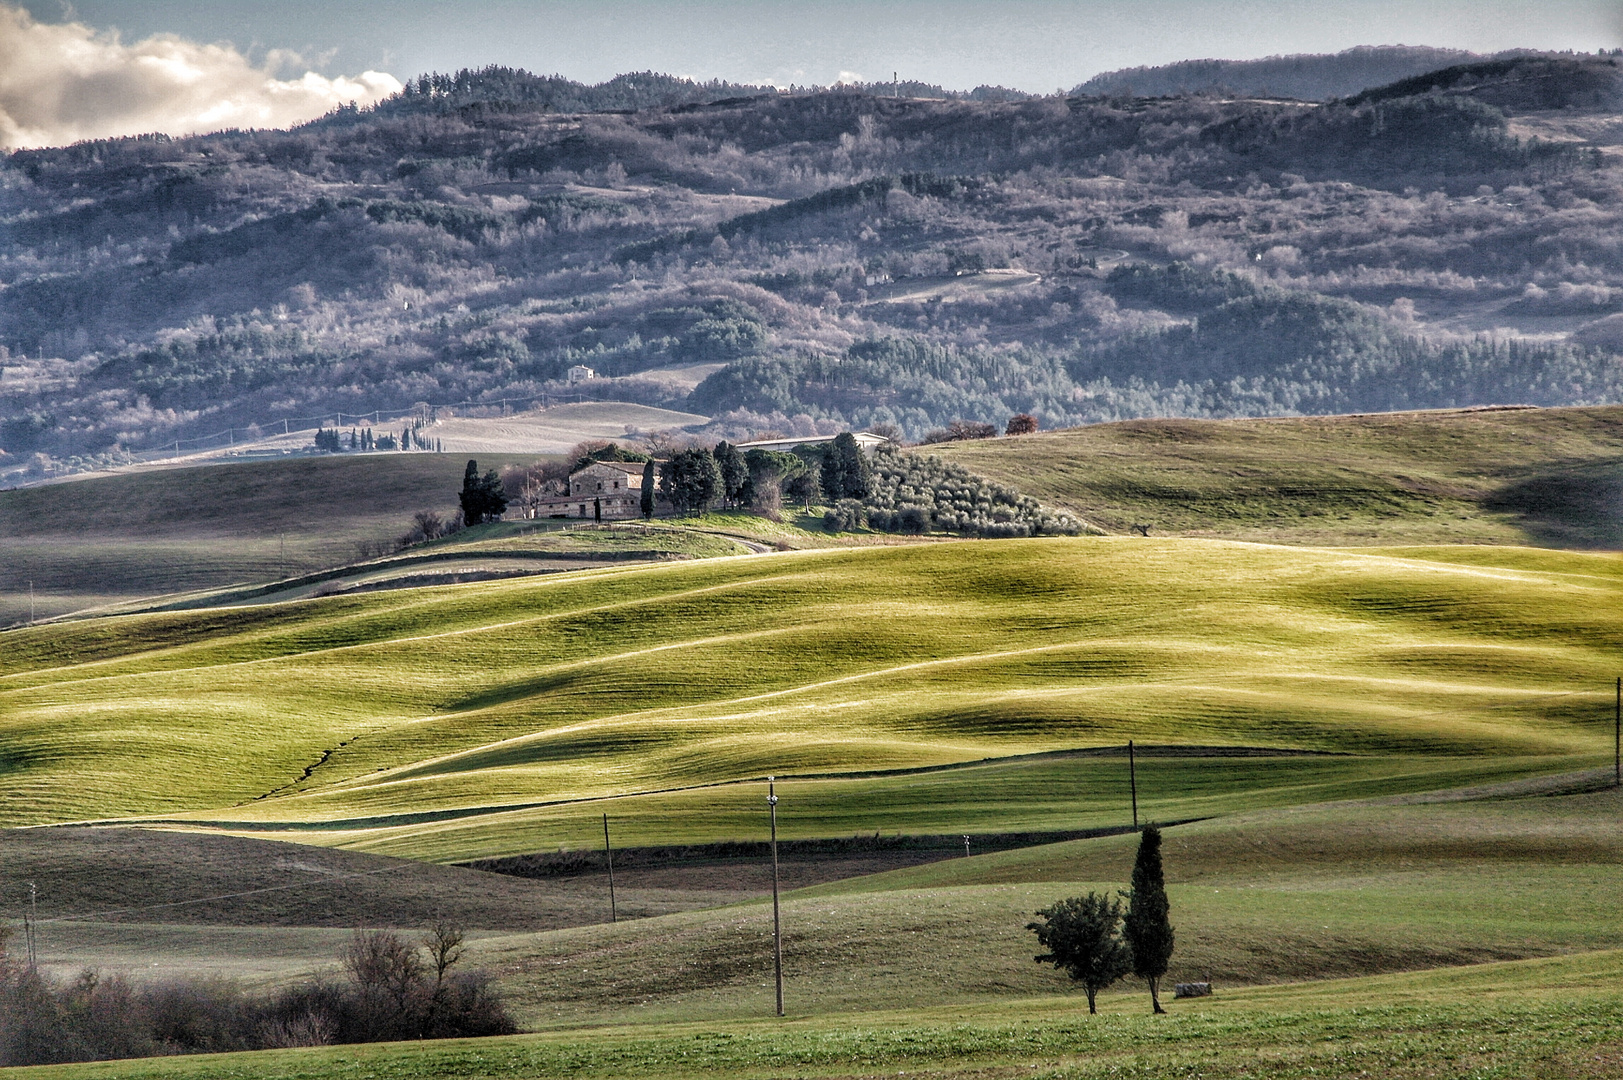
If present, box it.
[0,925,514,1067]
[1005,413,1039,435]
[823,498,866,531]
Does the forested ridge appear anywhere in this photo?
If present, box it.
[4,52,1623,479]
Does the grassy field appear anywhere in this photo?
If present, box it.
[2,538,1618,857]
[224,752,1600,862]
[11,786,1623,1064]
[457,786,1623,1026]
[13,940,1623,1079]
[10,402,1623,626]
[0,454,551,625]
[938,405,1623,546]
[6,408,1623,1078]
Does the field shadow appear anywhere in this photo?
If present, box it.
[1484,459,1623,548]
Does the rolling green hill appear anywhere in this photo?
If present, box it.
[0,453,550,625]
[14,788,1623,1076]
[937,405,1623,547]
[3,538,1617,860]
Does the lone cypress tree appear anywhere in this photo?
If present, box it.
[1122,825,1175,1014]
[640,459,656,519]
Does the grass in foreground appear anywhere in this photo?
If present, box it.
[12,950,1623,1079]
[2,539,1619,846]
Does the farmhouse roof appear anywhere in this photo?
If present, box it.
[571,460,648,477]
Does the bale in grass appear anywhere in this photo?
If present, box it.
[1028,892,1132,1014]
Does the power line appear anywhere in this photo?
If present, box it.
[30,863,412,925]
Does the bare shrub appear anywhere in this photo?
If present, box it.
[0,924,513,1067]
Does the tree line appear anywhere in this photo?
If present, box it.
[1029,826,1177,1014]
[0,924,512,1067]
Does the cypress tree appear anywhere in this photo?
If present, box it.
[713,441,747,507]
[1123,825,1175,1014]
[640,459,656,519]
[459,460,484,524]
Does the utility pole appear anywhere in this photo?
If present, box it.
[768,776,783,1017]
[603,813,617,923]
[26,881,37,969]
[28,580,34,624]
[1614,676,1620,788]
[1128,739,1139,828]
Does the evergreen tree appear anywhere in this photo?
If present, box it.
[459,459,508,524]
[1028,893,1133,1014]
[1123,826,1175,1014]
[640,459,656,519]
[712,441,748,507]
[819,432,871,500]
[659,448,720,515]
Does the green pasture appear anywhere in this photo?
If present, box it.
[17,787,1623,1032]
[2,538,1619,851]
[13,951,1623,1080]
[209,752,1598,862]
[459,787,1623,1027]
[940,404,1623,546]
[0,454,550,624]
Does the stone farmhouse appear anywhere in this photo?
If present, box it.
[538,460,648,520]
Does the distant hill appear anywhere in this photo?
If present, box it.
[4,56,1620,479]
[936,405,1623,548]
[1348,53,1623,111]
[1075,45,1482,101]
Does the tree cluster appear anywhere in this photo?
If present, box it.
[0,925,513,1067]
[1028,826,1176,1014]
[848,448,1085,537]
[458,459,508,524]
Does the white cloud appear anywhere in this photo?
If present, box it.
[0,3,401,150]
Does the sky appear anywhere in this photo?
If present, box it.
[3,1,1621,148]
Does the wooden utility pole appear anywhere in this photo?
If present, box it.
[602,813,617,923]
[768,776,783,1017]
[1128,739,1139,828]
[25,881,37,969]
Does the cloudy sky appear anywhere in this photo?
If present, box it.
[4,1,1620,148]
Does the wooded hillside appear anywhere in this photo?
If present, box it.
[4,53,1623,480]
